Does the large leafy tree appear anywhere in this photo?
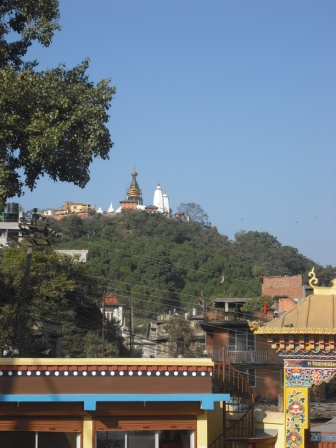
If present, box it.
[0,0,115,211]
[177,202,209,224]
[0,245,119,357]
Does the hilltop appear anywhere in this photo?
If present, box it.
[50,211,336,312]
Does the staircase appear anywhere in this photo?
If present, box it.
[210,362,254,448]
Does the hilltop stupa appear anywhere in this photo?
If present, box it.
[119,168,143,211]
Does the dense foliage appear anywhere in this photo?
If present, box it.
[49,211,336,316]
[0,245,119,357]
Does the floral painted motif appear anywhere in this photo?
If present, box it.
[286,367,336,386]
[286,389,307,448]
[279,350,336,359]
[289,401,304,417]
[286,431,302,448]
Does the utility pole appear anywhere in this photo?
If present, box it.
[129,298,134,357]
[102,291,106,357]
[13,209,59,356]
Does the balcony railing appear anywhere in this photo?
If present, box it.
[208,348,268,364]
[203,310,274,323]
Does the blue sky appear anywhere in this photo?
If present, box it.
[13,0,336,266]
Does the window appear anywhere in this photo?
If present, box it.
[97,430,126,448]
[228,330,255,351]
[0,431,80,448]
[96,430,194,448]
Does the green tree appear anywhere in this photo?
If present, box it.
[177,202,209,224]
[240,296,274,313]
[166,314,198,357]
[0,245,119,357]
[0,1,115,211]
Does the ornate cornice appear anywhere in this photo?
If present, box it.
[252,327,336,335]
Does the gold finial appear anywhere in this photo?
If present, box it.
[308,267,318,288]
[248,321,261,332]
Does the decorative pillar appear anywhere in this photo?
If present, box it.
[284,359,336,448]
[197,411,208,448]
[83,415,94,448]
[284,385,308,448]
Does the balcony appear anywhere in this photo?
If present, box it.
[203,310,274,323]
[207,348,268,364]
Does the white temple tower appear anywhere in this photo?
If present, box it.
[153,184,164,213]
[163,192,170,214]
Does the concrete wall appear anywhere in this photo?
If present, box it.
[255,410,284,448]
[253,366,282,400]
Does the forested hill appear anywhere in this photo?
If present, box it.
[50,211,336,313]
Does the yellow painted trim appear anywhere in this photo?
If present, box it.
[83,415,93,448]
[313,285,336,295]
[0,358,214,367]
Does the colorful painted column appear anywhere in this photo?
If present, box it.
[284,359,336,448]
[284,385,308,448]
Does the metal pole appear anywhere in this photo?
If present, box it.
[102,292,106,357]
[130,298,133,357]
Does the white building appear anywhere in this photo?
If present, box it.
[56,250,89,263]
[153,184,164,213]
[163,192,170,214]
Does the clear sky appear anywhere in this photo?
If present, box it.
[12,0,336,267]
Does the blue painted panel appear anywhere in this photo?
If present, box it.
[0,393,230,411]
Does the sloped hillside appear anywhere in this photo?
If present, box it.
[50,211,335,312]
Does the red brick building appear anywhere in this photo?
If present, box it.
[201,298,283,402]
[262,275,304,300]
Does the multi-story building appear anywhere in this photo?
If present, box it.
[50,201,96,220]
[201,297,283,403]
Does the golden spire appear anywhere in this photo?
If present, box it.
[126,167,142,204]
